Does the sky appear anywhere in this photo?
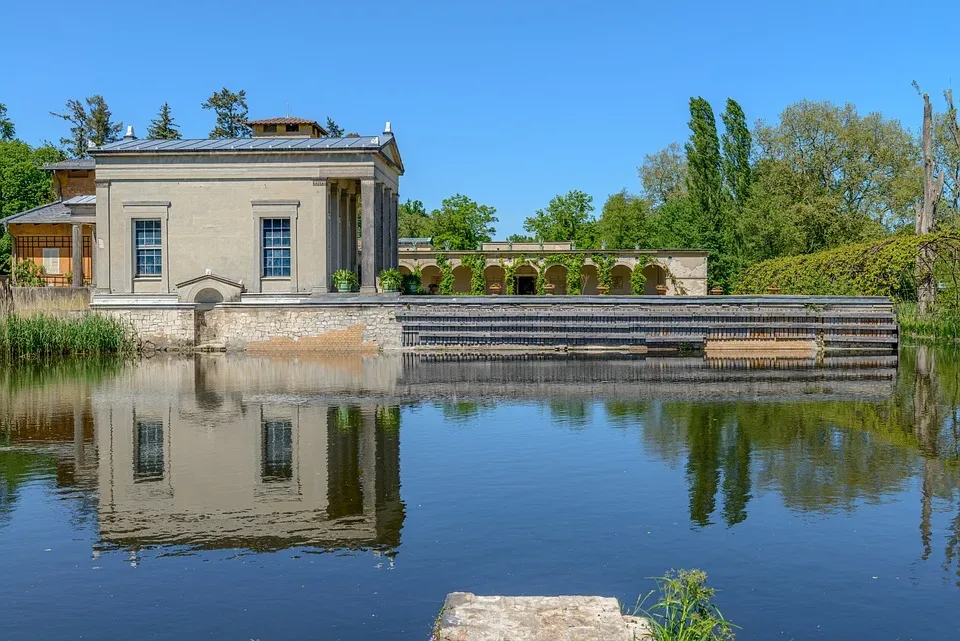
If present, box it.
[2,0,959,237]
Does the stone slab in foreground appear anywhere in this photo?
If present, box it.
[436,592,652,641]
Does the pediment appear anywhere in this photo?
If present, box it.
[175,273,244,305]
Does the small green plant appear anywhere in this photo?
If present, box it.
[564,253,585,295]
[332,269,358,290]
[626,569,736,641]
[593,253,616,294]
[378,268,402,291]
[632,257,650,295]
[13,260,46,287]
[0,313,135,360]
[401,272,421,294]
[462,254,487,295]
[435,253,454,295]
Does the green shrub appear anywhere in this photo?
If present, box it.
[461,254,487,295]
[13,260,45,287]
[631,260,649,295]
[378,268,402,291]
[564,253,585,295]
[332,269,358,289]
[593,253,616,294]
[435,253,454,295]
[0,314,134,359]
[401,272,421,294]
[628,569,736,641]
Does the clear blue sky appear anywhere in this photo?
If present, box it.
[2,0,958,237]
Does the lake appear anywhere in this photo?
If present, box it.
[1,348,959,640]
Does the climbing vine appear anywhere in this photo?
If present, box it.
[462,254,487,295]
[563,253,585,295]
[631,256,651,295]
[734,233,960,300]
[499,256,527,295]
[435,253,454,295]
[592,254,616,294]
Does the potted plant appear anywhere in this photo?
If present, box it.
[656,284,668,295]
[378,268,402,293]
[598,284,610,295]
[544,282,555,295]
[332,269,358,293]
[710,285,723,295]
[767,284,780,295]
[401,272,421,294]
[489,282,502,295]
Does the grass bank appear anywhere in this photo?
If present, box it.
[0,313,135,359]
[897,301,960,342]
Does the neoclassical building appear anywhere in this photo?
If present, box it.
[89,118,403,300]
[398,240,708,295]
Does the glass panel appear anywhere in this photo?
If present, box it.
[262,420,293,481]
[262,219,291,277]
[134,420,164,481]
[134,220,162,277]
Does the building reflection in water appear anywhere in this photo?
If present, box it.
[93,355,404,553]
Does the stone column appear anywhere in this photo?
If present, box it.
[71,223,83,287]
[310,178,329,297]
[348,192,358,272]
[328,182,341,288]
[339,188,350,274]
[373,183,384,279]
[381,186,392,273]
[390,192,400,268]
[94,179,110,293]
[360,179,377,293]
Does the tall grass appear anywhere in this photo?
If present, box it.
[626,569,736,641]
[0,313,134,359]
[897,301,960,341]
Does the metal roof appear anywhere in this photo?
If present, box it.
[91,135,389,154]
[41,158,95,171]
[64,195,96,205]
[247,116,324,126]
[0,201,72,225]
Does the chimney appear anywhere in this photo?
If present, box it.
[123,125,136,140]
[384,121,392,134]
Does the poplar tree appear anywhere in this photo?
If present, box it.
[201,88,251,138]
[147,102,182,140]
[0,104,14,141]
[721,99,752,205]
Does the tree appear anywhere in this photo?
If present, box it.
[430,194,498,250]
[506,233,535,242]
[201,88,251,138]
[639,143,687,206]
[597,190,652,249]
[913,85,947,313]
[522,190,597,248]
[325,118,344,137]
[398,199,432,238]
[50,95,121,157]
[0,104,14,142]
[0,229,10,276]
[720,99,752,206]
[146,102,182,140]
[0,140,63,218]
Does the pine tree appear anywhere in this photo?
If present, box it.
[50,95,121,157]
[201,88,251,138]
[147,102,182,140]
[0,103,14,141]
[325,117,344,137]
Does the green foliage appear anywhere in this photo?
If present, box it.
[401,271,421,294]
[378,268,402,290]
[146,102,181,140]
[897,301,960,341]
[563,253,585,295]
[398,199,432,238]
[51,95,122,156]
[0,103,14,141]
[592,253,616,293]
[597,190,652,249]
[325,118,344,137]
[0,314,134,359]
[0,140,63,218]
[631,259,649,294]
[499,256,526,295]
[640,142,688,206]
[0,229,10,275]
[506,233,535,242]
[461,254,487,295]
[332,269,358,288]
[720,99,752,206]
[523,190,597,248]
[629,569,736,641]
[435,253,454,294]
[202,88,251,138]
[431,194,498,251]
[12,260,45,287]
[734,233,960,299]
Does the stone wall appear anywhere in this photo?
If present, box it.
[101,306,197,350]
[7,286,92,316]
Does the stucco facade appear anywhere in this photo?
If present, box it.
[90,127,403,299]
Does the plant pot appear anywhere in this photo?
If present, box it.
[598,284,610,295]
[489,284,502,295]
[336,282,352,293]
[404,282,420,295]
[381,285,398,294]
[710,286,723,295]
[656,284,668,295]
[767,285,780,295]
[544,283,555,296]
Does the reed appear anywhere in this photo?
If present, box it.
[897,301,960,341]
[0,313,134,359]
[626,569,736,641]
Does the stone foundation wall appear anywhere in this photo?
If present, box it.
[101,307,197,350]
[8,286,92,316]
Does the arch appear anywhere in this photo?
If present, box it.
[544,264,567,295]
[483,264,505,294]
[642,264,666,295]
[611,265,632,295]
[194,287,224,304]
[420,265,442,294]
[452,265,472,293]
[581,265,599,295]
[398,265,412,275]
[514,264,538,295]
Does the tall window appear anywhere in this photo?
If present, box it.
[134,220,162,277]
[41,248,60,274]
[134,420,164,481]
[262,420,293,481]
[262,218,291,277]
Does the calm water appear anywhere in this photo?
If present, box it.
[2,349,960,640]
